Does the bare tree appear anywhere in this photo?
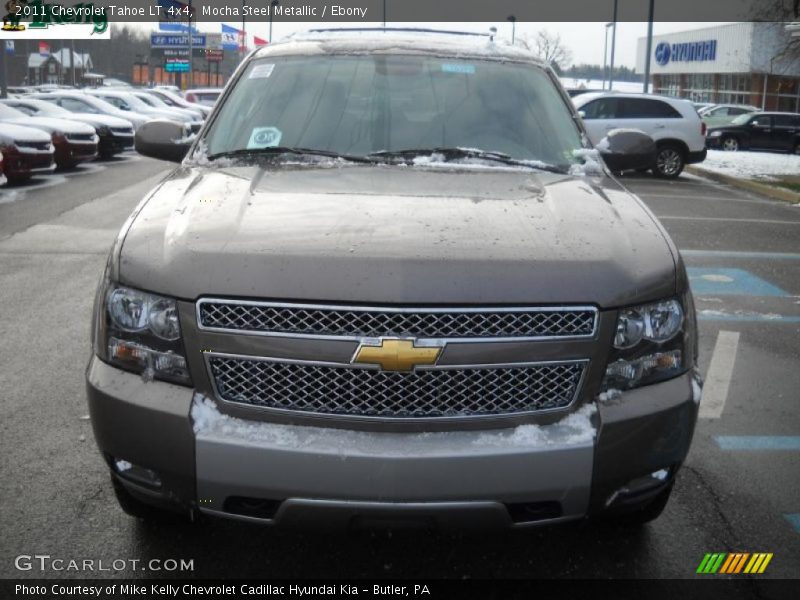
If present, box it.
[751,1,800,67]
[517,30,573,71]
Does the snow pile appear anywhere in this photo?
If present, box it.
[699,150,800,181]
[597,388,623,403]
[569,148,604,176]
[473,403,597,447]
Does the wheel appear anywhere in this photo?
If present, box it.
[721,136,740,152]
[598,482,674,527]
[653,144,685,178]
[111,475,189,522]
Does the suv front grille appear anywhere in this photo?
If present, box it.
[198,301,597,340]
[207,356,587,419]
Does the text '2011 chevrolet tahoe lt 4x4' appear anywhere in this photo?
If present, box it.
[87,29,702,529]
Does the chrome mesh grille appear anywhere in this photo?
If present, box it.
[198,301,596,339]
[208,357,586,418]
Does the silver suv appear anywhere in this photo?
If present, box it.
[574,92,708,178]
[87,29,701,529]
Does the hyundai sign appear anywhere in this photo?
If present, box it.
[655,40,717,66]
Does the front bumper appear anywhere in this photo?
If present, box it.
[86,358,699,528]
[686,148,707,164]
[98,134,134,156]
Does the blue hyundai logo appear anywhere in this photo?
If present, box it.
[655,42,671,66]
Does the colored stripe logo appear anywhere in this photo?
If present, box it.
[696,553,773,574]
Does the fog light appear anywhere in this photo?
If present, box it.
[113,457,162,488]
[604,350,682,388]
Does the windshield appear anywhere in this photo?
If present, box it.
[0,103,26,119]
[26,100,71,117]
[731,114,753,126]
[203,55,582,167]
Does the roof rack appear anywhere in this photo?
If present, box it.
[304,27,494,39]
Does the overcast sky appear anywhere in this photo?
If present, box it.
[139,21,730,69]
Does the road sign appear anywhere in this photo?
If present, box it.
[151,33,206,49]
[165,58,190,73]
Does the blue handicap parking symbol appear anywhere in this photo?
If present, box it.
[687,268,789,297]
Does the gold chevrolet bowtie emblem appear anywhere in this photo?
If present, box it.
[353,339,443,372]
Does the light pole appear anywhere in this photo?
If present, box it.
[608,0,618,91]
[187,0,193,89]
[642,0,655,94]
[269,0,280,43]
[602,22,612,90]
[507,16,516,45]
[241,0,247,60]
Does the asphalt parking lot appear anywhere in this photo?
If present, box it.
[0,158,798,581]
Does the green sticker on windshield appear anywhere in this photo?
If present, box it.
[247,127,282,149]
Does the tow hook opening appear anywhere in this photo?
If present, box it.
[223,496,282,519]
[506,501,563,524]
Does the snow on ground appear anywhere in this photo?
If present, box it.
[699,150,800,182]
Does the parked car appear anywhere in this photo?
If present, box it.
[1,98,134,159]
[699,104,759,128]
[692,101,715,113]
[706,112,800,153]
[0,102,98,169]
[184,88,223,107]
[0,123,55,183]
[32,91,150,131]
[128,91,205,133]
[144,88,211,119]
[85,90,203,133]
[89,29,700,529]
[573,92,707,177]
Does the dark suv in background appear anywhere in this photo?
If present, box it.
[706,112,800,153]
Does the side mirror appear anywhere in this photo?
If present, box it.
[596,128,657,172]
[134,120,192,163]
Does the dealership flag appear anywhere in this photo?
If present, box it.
[221,24,241,51]
[254,36,268,47]
[5,41,14,54]
[38,42,50,56]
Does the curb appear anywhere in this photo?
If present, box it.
[685,165,800,204]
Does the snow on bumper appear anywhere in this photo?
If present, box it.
[192,396,597,526]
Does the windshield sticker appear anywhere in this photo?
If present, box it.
[441,63,475,75]
[249,63,275,79]
[247,127,283,149]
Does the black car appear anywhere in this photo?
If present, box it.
[706,112,800,153]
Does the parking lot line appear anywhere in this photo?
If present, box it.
[687,268,789,297]
[698,313,800,323]
[715,436,800,450]
[657,216,800,225]
[699,331,739,420]
[682,250,800,260]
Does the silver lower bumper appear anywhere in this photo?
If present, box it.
[195,402,596,528]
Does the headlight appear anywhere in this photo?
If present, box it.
[95,282,191,385]
[707,130,722,138]
[604,296,694,390]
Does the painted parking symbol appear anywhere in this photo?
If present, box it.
[687,268,789,297]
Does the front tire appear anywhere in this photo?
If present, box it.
[721,136,740,152]
[653,144,685,179]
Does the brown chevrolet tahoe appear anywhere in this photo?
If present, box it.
[87,28,702,529]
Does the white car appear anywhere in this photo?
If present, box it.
[573,92,707,178]
[86,90,202,132]
[33,91,150,131]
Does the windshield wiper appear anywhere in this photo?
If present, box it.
[368,147,568,173]
[204,146,378,164]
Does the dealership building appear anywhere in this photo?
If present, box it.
[636,22,800,111]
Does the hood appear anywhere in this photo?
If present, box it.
[6,117,96,135]
[0,123,53,143]
[118,164,677,307]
